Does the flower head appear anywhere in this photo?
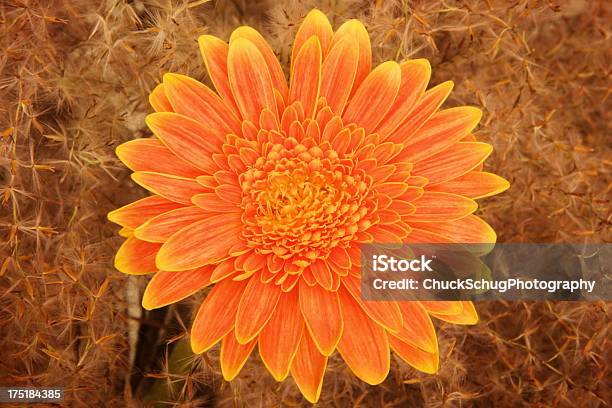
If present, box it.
[109,9,509,403]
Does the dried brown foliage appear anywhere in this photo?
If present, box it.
[1,0,610,406]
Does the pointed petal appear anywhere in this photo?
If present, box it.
[156,213,243,271]
[230,26,288,100]
[332,20,371,96]
[289,36,322,118]
[134,206,208,243]
[292,9,333,69]
[337,287,390,385]
[114,237,160,275]
[131,171,208,205]
[298,280,343,356]
[259,290,304,381]
[389,335,439,374]
[430,301,478,324]
[428,171,510,199]
[107,196,183,229]
[394,301,438,353]
[234,274,282,343]
[420,301,463,315]
[163,73,241,135]
[386,81,453,144]
[398,107,483,163]
[409,215,497,244]
[227,38,277,123]
[403,192,477,223]
[376,59,431,137]
[116,139,202,178]
[220,332,256,381]
[343,61,401,133]
[290,331,328,404]
[411,142,492,185]
[343,276,403,333]
[198,35,237,111]
[142,266,214,309]
[191,279,247,353]
[146,112,224,174]
[319,36,358,115]
[149,83,173,112]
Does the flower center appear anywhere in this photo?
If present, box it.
[240,134,375,269]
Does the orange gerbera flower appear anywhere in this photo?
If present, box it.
[109,9,509,403]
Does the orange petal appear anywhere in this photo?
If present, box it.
[428,171,510,199]
[389,335,439,374]
[420,301,463,315]
[227,38,277,123]
[191,278,247,353]
[149,83,173,112]
[343,61,401,134]
[131,171,208,205]
[292,9,333,69]
[220,332,256,381]
[332,20,371,97]
[319,36,358,115]
[146,112,224,174]
[430,301,478,324]
[298,280,343,356]
[337,287,390,385]
[230,27,288,100]
[409,215,497,244]
[376,59,431,137]
[403,192,477,222]
[198,35,237,112]
[163,73,241,135]
[259,289,304,381]
[309,259,333,290]
[411,142,492,185]
[290,330,328,404]
[386,81,453,144]
[234,274,282,343]
[156,213,243,271]
[118,227,132,238]
[394,302,438,353]
[289,36,322,118]
[114,237,161,275]
[134,206,208,243]
[142,266,214,310]
[107,196,183,229]
[342,276,403,333]
[192,192,241,212]
[398,107,483,163]
[116,139,201,178]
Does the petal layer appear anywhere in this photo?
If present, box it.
[299,281,343,356]
[114,237,161,275]
[227,38,277,123]
[108,196,183,229]
[337,287,390,385]
[290,331,327,404]
[156,213,243,271]
[142,266,214,309]
[235,274,282,343]
[191,279,247,353]
[428,171,510,199]
[220,332,256,381]
[259,289,304,381]
[116,138,202,178]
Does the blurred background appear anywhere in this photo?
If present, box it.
[0,0,609,406]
